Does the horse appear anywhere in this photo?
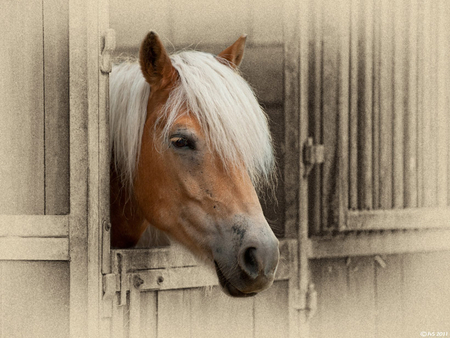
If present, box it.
[109,31,279,297]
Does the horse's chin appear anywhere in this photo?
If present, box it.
[214,261,257,298]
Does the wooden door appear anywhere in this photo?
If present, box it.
[0,0,111,337]
[0,1,70,336]
[103,0,312,336]
[308,0,450,235]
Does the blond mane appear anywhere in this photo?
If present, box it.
[110,50,275,194]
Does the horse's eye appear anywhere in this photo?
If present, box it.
[171,137,195,150]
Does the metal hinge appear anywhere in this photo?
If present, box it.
[293,283,317,320]
[100,28,116,74]
[304,137,325,176]
[102,253,129,306]
[102,273,119,300]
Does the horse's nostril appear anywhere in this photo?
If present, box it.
[240,247,260,279]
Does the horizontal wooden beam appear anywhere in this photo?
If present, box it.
[346,207,450,230]
[0,237,69,260]
[113,238,293,273]
[0,215,68,237]
[111,239,293,292]
[309,229,450,258]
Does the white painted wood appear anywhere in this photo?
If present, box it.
[44,0,70,215]
[0,0,45,214]
[310,229,450,258]
[0,261,69,338]
[0,237,69,260]
[0,215,68,237]
[68,0,109,336]
[347,207,450,230]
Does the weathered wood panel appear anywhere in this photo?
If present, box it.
[254,280,289,338]
[0,0,45,214]
[308,0,450,232]
[43,0,70,215]
[310,251,450,338]
[110,0,283,49]
[0,261,69,338]
[121,281,289,338]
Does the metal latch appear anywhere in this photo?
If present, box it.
[101,28,116,74]
[304,137,324,176]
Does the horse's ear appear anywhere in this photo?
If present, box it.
[217,34,247,69]
[139,31,175,87]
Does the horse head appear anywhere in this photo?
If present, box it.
[111,32,279,297]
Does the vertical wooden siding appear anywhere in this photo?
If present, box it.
[309,0,450,233]
[115,282,290,338]
[0,261,70,338]
[0,0,69,215]
[310,250,450,338]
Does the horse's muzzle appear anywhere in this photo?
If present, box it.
[213,221,280,297]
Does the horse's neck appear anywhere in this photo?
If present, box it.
[110,166,170,248]
[110,166,146,248]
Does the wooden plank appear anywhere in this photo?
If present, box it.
[447,2,450,207]
[416,0,424,208]
[0,237,69,260]
[349,0,358,211]
[128,281,141,338]
[337,0,350,229]
[404,0,418,209]
[113,238,292,275]
[111,294,125,338]
[310,228,450,258]
[133,259,291,292]
[136,266,218,292]
[68,0,92,336]
[402,251,450,336]
[321,0,340,230]
[157,290,191,338]
[347,208,450,230]
[0,215,68,237]
[375,255,404,337]
[189,286,254,338]
[139,292,157,338]
[43,0,70,215]
[436,0,448,207]
[361,0,374,210]
[379,0,394,209]
[296,1,312,336]
[0,0,45,214]
[421,1,435,207]
[0,261,69,338]
[311,0,323,235]
[309,258,348,338]
[254,281,289,338]
[392,0,405,209]
[372,0,381,210]
[282,0,301,237]
[346,257,376,338]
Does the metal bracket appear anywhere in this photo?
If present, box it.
[100,28,116,74]
[304,137,325,176]
[293,283,317,320]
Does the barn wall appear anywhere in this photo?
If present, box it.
[108,1,450,337]
[0,0,69,215]
[310,251,450,338]
[0,261,70,338]
[0,1,71,337]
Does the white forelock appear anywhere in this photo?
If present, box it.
[110,50,275,193]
